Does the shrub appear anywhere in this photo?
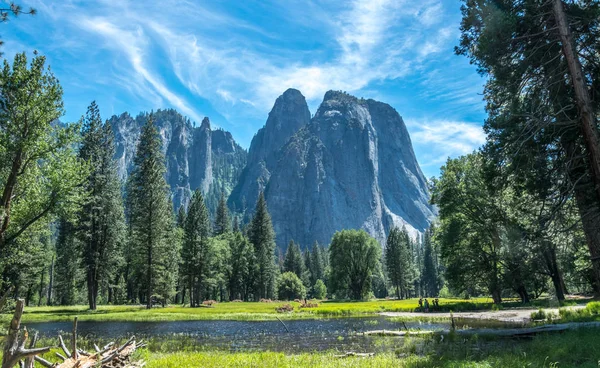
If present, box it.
[531,309,547,321]
[276,303,294,313]
[300,300,319,308]
[277,272,306,300]
[313,279,327,299]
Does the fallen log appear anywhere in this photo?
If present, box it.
[2,299,145,368]
[451,321,600,337]
[361,330,434,337]
[361,321,600,339]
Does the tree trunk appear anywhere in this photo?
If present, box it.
[541,244,566,301]
[516,285,530,304]
[87,269,97,310]
[491,289,502,304]
[553,0,600,203]
[564,140,600,294]
[47,256,54,306]
[37,268,45,307]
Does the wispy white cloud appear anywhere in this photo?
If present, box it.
[406,119,486,168]
[74,16,205,124]
[6,0,486,175]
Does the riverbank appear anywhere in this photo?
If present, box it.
[1,297,587,323]
[27,327,599,367]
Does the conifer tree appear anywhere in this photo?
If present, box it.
[384,227,413,299]
[127,115,174,308]
[283,240,304,279]
[226,232,255,300]
[421,226,439,297]
[181,189,211,306]
[247,192,277,299]
[176,205,186,229]
[78,101,125,310]
[214,191,231,235]
[233,216,240,233]
[54,219,81,306]
[309,242,325,286]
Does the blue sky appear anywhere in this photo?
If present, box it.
[3,0,487,178]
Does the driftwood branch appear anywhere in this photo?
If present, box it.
[2,301,145,368]
[1,299,51,368]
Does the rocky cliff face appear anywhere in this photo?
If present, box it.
[110,91,434,248]
[229,88,311,212]
[108,109,247,213]
[234,90,435,247]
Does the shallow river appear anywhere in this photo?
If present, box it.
[25,317,523,353]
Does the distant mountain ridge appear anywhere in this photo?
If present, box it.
[109,90,436,248]
[108,109,247,214]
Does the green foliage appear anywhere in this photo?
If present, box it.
[127,115,176,308]
[431,153,507,303]
[312,279,327,299]
[0,53,86,287]
[213,191,230,235]
[181,189,211,306]
[384,227,414,299]
[308,242,326,287]
[421,225,440,297]
[247,192,277,300]
[277,272,306,300]
[329,229,381,300]
[54,219,82,305]
[225,232,255,301]
[456,0,600,295]
[78,101,126,310]
[283,240,304,279]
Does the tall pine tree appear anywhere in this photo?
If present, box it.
[181,189,211,306]
[127,115,174,308]
[283,240,305,279]
[421,226,439,297]
[214,191,231,236]
[54,219,81,306]
[78,102,125,310]
[385,227,413,299]
[247,192,276,300]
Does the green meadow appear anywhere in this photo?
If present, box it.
[0,297,503,323]
[11,327,599,368]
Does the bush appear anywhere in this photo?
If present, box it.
[438,286,453,298]
[276,303,294,313]
[300,300,319,308]
[277,272,306,301]
[313,279,327,299]
[530,309,547,320]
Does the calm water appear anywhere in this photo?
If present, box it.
[24,317,524,353]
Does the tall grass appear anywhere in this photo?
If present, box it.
[0,298,500,323]
[134,328,600,367]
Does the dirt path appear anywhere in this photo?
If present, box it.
[380,305,586,323]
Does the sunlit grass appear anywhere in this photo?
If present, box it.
[134,328,600,367]
[0,298,501,323]
[2,297,590,323]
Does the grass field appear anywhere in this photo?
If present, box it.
[0,297,502,323]
[19,327,599,367]
[1,297,592,323]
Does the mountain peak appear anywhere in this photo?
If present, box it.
[200,117,211,130]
